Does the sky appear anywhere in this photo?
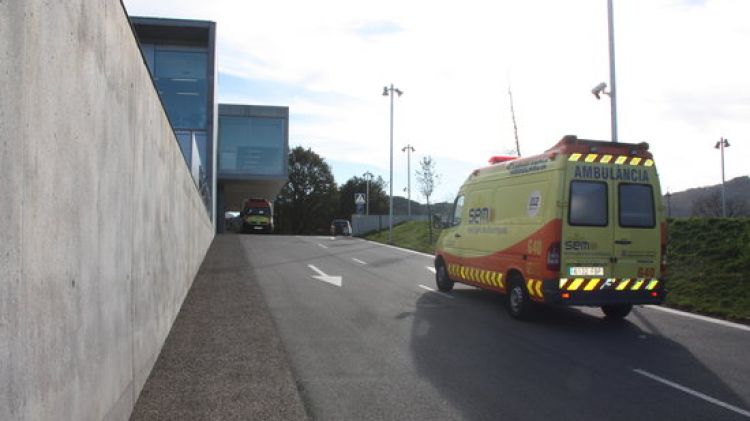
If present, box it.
[124,0,749,204]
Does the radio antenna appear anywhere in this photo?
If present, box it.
[508,83,521,156]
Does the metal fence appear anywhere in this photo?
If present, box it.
[351,214,428,236]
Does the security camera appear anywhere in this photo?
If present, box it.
[591,82,609,100]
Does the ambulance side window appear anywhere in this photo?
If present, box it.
[451,195,465,226]
[569,181,608,226]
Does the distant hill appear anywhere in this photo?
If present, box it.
[664,176,750,217]
[390,196,452,217]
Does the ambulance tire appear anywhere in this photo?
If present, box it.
[435,260,454,292]
[601,304,633,320]
[507,275,534,320]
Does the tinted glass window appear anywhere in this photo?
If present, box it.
[569,181,607,226]
[219,115,286,176]
[452,195,464,226]
[619,184,655,228]
[153,49,208,129]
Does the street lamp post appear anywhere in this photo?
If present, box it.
[714,137,731,217]
[383,84,403,244]
[363,171,373,216]
[607,0,618,143]
[592,0,619,143]
[402,144,415,216]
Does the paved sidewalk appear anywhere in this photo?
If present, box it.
[130,235,308,420]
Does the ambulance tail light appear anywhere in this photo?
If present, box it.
[547,242,561,272]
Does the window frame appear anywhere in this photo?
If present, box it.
[618,183,656,228]
[568,180,609,227]
[451,195,465,227]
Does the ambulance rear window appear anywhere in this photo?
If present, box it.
[619,184,655,228]
[569,181,608,226]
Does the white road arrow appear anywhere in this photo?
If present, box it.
[308,264,342,287]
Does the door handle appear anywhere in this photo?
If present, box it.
[615,239,632,245]
[454,233,462,238]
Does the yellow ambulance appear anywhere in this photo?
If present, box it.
[434,135,666,320]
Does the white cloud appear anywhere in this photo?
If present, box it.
[124,0,750,200]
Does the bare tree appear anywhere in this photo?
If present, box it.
[416,156,440,243]
[692,191,749,217]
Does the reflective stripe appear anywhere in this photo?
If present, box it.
[568,278,585,291]
[629,157,642,166]
[526,280,536,297]
[631,279,645,290]
[569,153,582,162]
[646,280,659,290]
[584,278,601,291]
[616,279,631,290]
[615,156,628,165]
[559,278,569,289]
[585,153,598,163]
[600,154,613,163]
[534,280,543,298]
[644,159,655,167]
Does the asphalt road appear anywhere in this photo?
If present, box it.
[240,234,750,421]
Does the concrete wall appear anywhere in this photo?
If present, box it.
[0,2,215,420]
[351,214,428,236]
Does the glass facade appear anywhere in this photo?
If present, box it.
[218,115,286,176]
[140,42,212,213]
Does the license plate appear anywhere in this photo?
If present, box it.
[253,226,263,230]
[569,266,604,276]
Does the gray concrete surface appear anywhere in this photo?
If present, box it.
[130,235,307,420]
[242,235,750,421]
[0,1,214,420]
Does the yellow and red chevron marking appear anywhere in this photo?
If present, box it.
[526,279,544,300]
[559,278,659,291]
[447,263,505,290]
[568,153,654,167]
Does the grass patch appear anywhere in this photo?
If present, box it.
[363,217,750,323]
[665,218,750,322]
[363,220,442,254]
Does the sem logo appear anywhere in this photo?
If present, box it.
[564,240,596,251]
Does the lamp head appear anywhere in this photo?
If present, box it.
[382,86,389,96]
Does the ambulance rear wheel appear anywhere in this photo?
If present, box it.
[435,260,454,292]
[507,275,533,320]
[601,304,632,320]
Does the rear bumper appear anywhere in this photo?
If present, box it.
[242,222,272,233]
[539,278,667,307]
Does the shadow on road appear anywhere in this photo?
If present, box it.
[408,289,749,421]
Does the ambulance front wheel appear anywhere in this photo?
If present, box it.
[601,304,633,319]
[435,260,454,292]
[507,274,534,320]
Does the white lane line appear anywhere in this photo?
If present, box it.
[633,369,750,418]
[426,266,436,274]
[364,240,434,258]
[317,243,328,249]
[419,284,454,299]
[645,305,750,332]
[352,258,367,265]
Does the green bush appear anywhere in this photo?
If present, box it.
[666,218,750,322]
